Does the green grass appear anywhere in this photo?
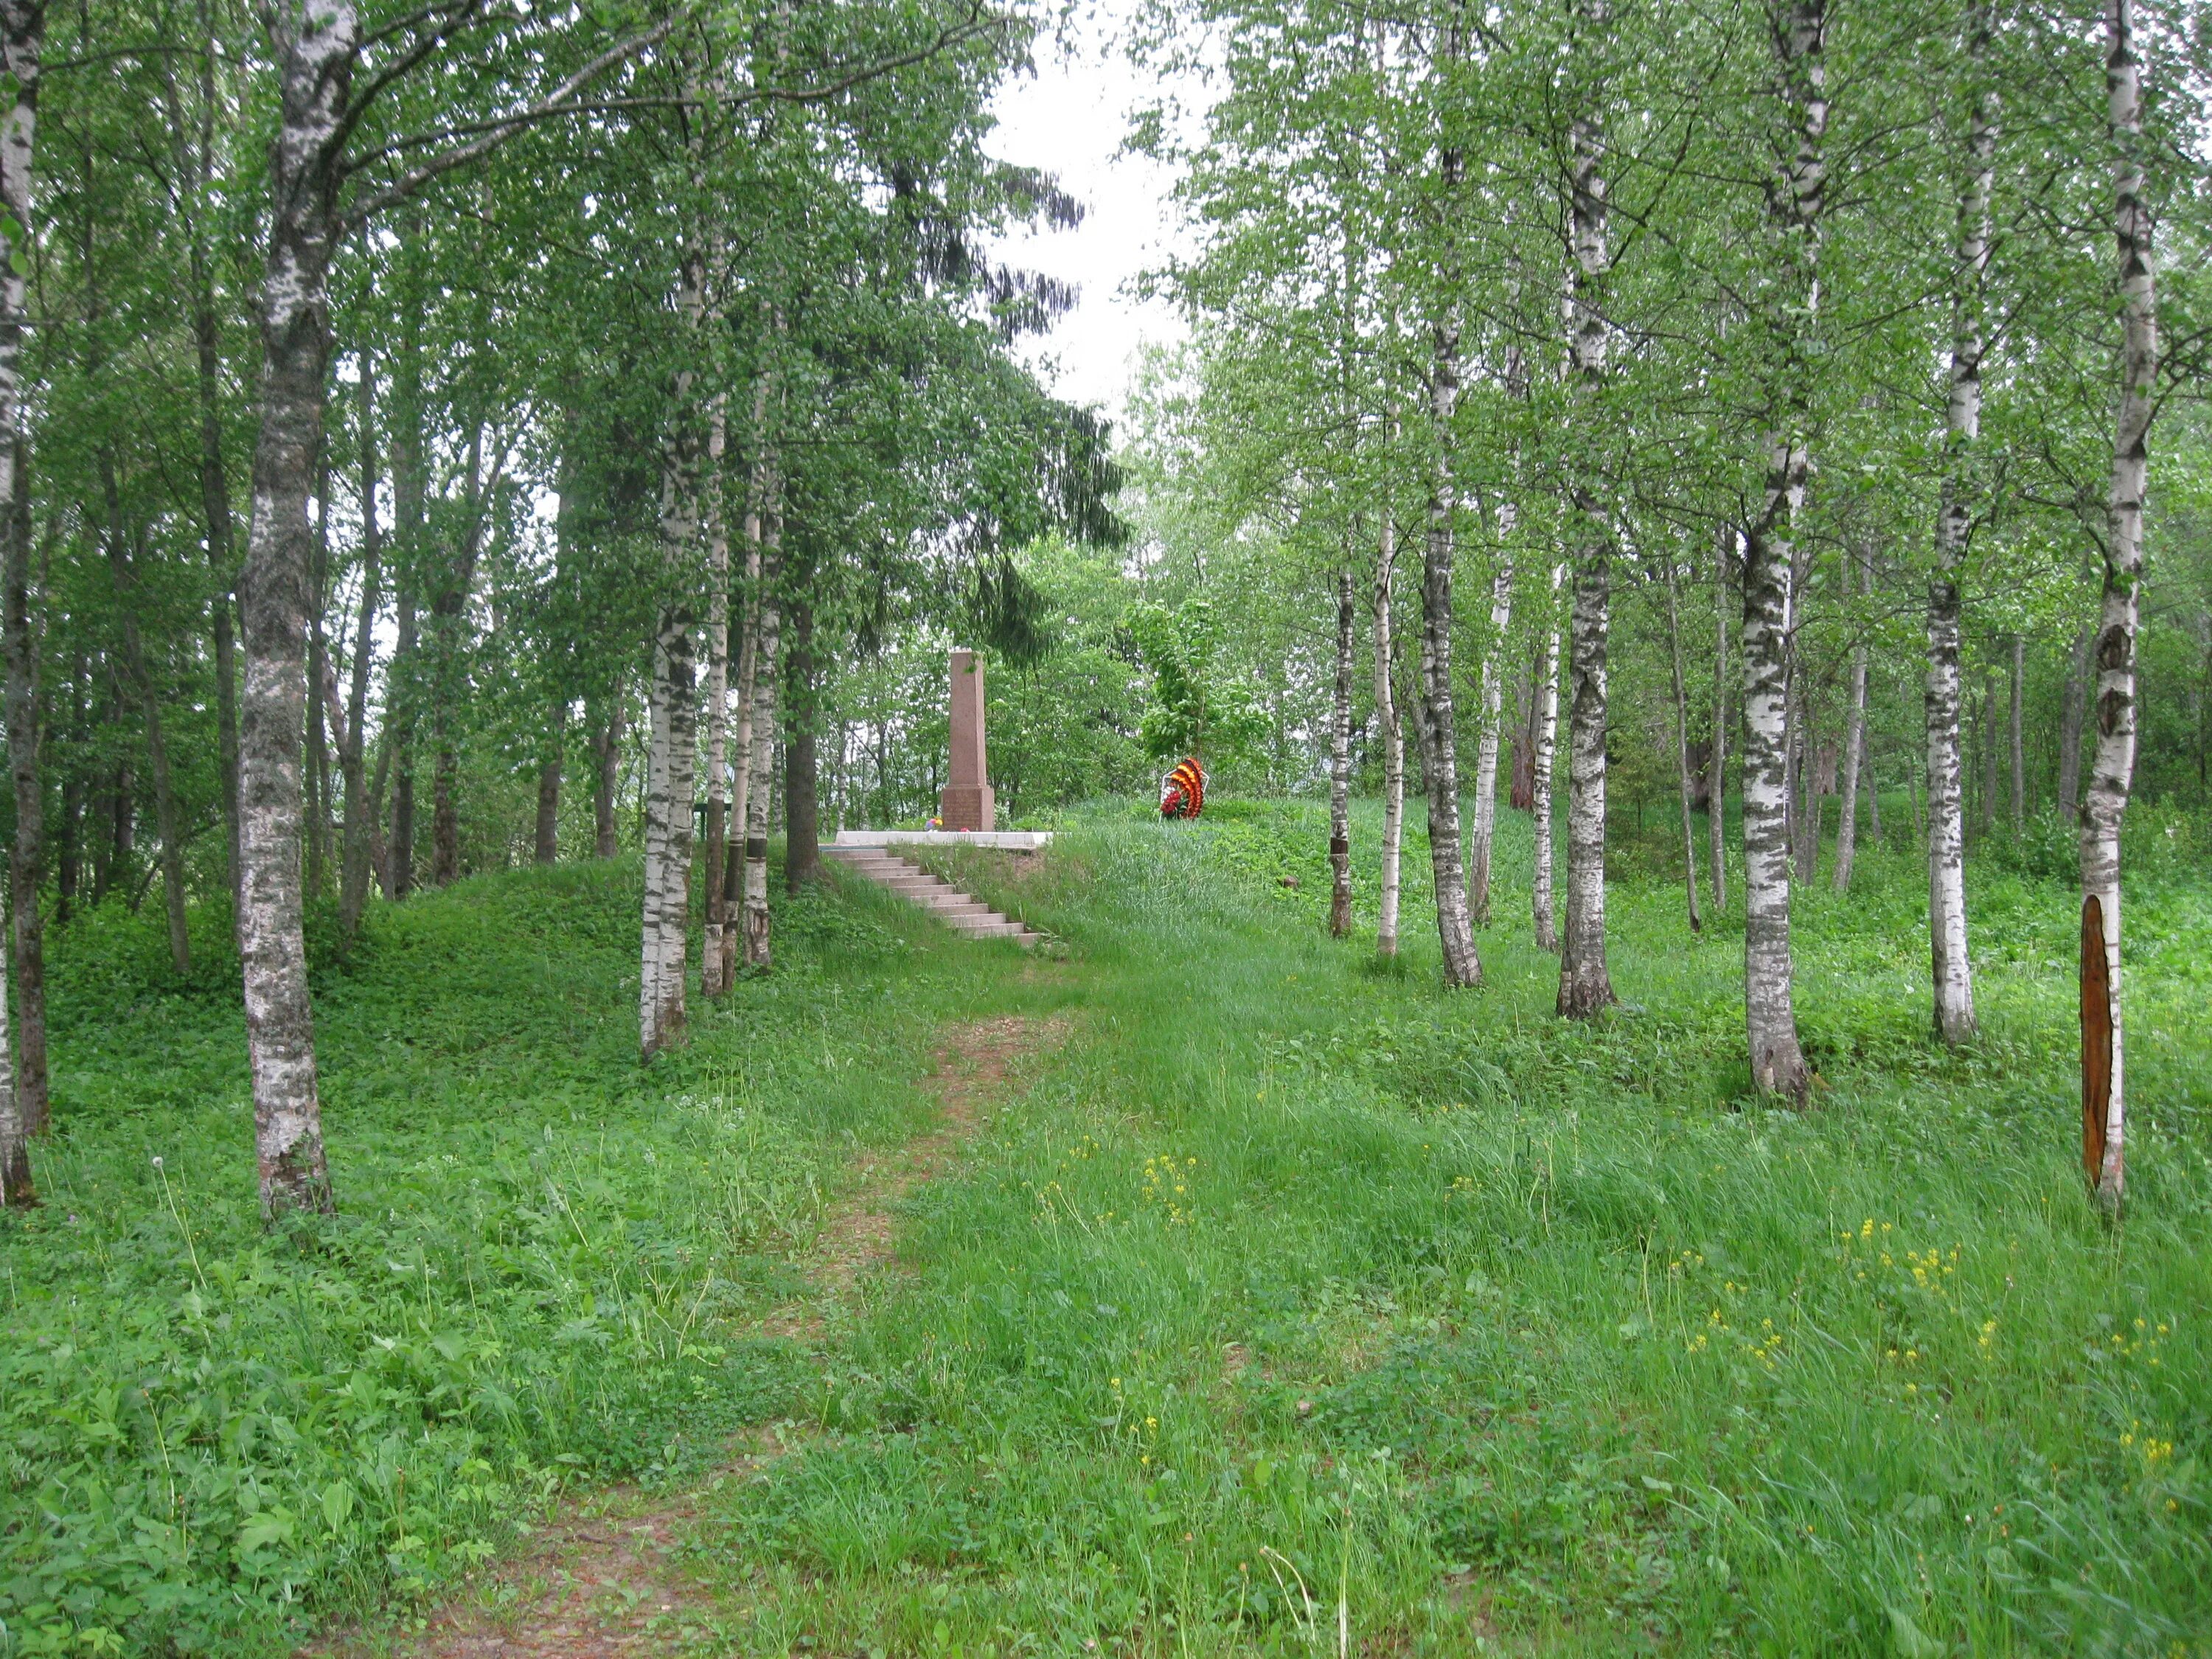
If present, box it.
[689,800,2210,1655]
[0,858,1054,1656]
[5,801,2208,1655]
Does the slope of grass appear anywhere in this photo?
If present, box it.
[692,801,2211,1655]
[0,858,1053,1657]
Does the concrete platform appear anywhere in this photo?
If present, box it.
[832,830,1053,852]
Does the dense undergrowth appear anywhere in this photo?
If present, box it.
[7,801,2208,1655]
[0,859,1043,1656]
[709,800,2209,1655]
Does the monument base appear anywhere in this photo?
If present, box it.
[938,785,995,832]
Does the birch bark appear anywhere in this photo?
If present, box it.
[700,389,731,994]
[2083,0,2156,1209]
[1531,566,1562,952]
[1467,549,1513,926]
[0,0,45,1134]
[1328,564,1356,937]
[742,534,782,971]
[640,237,706,1060]
[238,0,355,1217]
[1557,16,1615,1018]
[1372,506,1404,957]
[1739,0,1824,1104]
[1925,0,1992,1045]
[1417,307,1480,988]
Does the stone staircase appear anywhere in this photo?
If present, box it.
[824,846,1042,947]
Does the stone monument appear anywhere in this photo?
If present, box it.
[938,648,995,831]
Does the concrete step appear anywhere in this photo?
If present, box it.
[827,843,1040,948]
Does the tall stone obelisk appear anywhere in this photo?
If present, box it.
[939,649,995,831]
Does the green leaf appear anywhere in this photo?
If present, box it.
[321,1480,355,1531]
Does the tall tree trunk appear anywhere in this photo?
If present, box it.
[306,448,334,899]
[2008,633,2024,834]
[1558,9,1615,1018]
[1708,529,1730,914]
[55,653,80,925]
[338,349,382,939]
[2082,0,2155,1210]
[388,236,423,902]
[2058,624,2090,820]
[1738,0,1824,1105]
[237,0,355,1220]
[699,394,731,992]
[742,533,784,972]
[783,588,819,892]
[102,478,191,975]
[590,691,624,858]
[1663,557,1703,932]
[1832,546,1868,891]
[1328,563,1355,937]
[1792,653,1820,888]
[534,700,564,864]
[1980,669,2000,841]
[1531,566,1563,952]
[1373,504,1404,958]
[0,890,27,1203]
[720,588,755,989]
[0,1,45,1135]
[640,239,706,1059]
[1467,549,1513,926]
[1416,313,1480,989]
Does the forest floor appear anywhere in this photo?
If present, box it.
[4,798,2209,1655]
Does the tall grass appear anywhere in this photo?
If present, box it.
[0,859,1024,1656]
[698,801,2210,1655]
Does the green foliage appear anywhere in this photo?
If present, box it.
[1125,596,1271,770]
[0,858,989,1655]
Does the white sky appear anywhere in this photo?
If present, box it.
[984,4,1203,425]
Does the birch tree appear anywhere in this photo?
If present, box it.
[1557,0,1615,1019]
[1924,0,1992,1048]
[2081,0,2157,1210]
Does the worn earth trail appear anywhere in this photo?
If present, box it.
[315,1015,1053,1658]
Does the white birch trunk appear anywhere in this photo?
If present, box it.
[1531,566,1563,952]
[1740,0,1824,1105]
[2084,0,2156,1210]
[641,240,706,1061]
[700,389,732,998]
[1328,563,1356,937]
[1467,546,1514,926]
[1373,504,1404,957]
[240,0,355,1217]
[1832,546,1868,891]
[743,528,782,973]
[1925,0,1992,1048]
[1417,309,1481,989]
[1558,27,1615,1018]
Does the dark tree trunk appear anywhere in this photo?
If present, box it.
[535,700,564,864]
[591,692,624,858]
[338,349,382,940]
[783,592,819,891]
[102,472,191,975]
